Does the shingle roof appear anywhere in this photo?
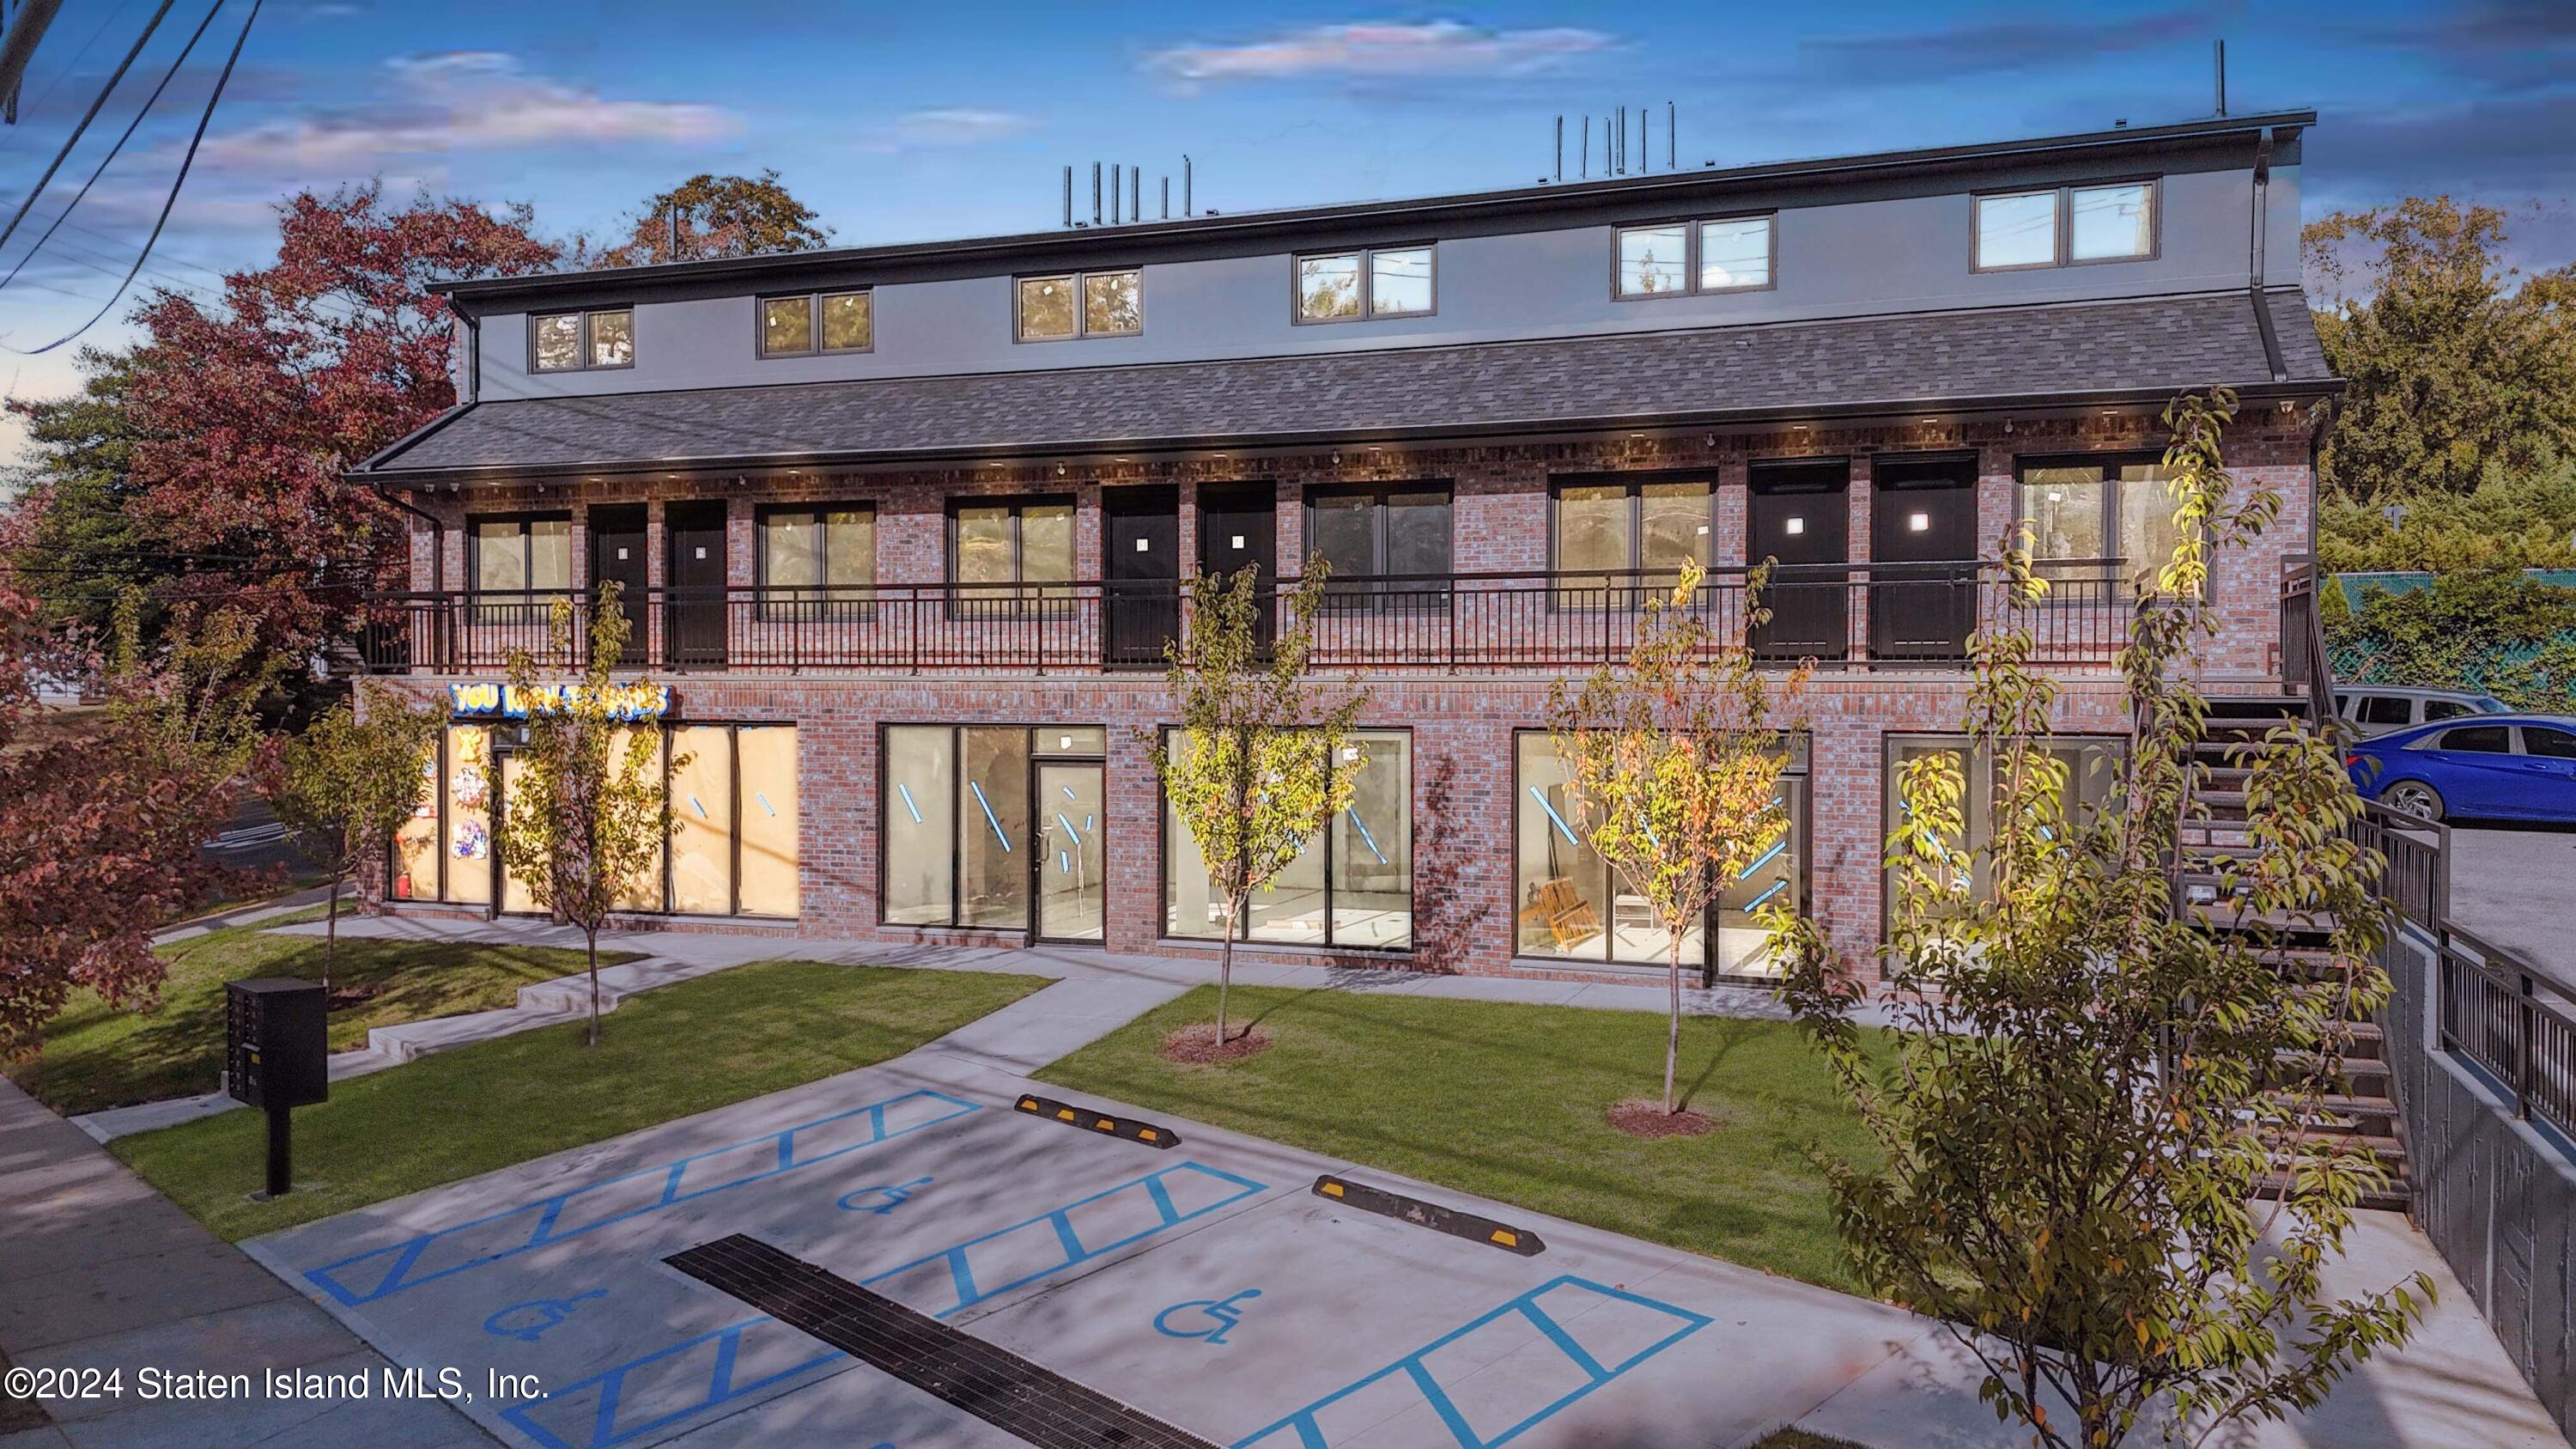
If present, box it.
[363,289,2335,479]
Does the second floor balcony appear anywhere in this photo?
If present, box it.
[356,560,2159,677]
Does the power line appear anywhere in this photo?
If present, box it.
[9,0,134,133]
[0,0,175,256]
[6,0,258,356]
[0,0,227,297]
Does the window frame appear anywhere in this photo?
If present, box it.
[2013,451,2200,600]
[527,307,635,373]
[1510,728,1810,983]
[1971,178,2160,273]
[1291,243,1439,325]
[756,289,875,359]
[1879,731,2126,944]
[945,494,1078,619]
[1012,268,1143,343]
[465,512,574,600]
[1545,472,1719,594]
[1157,725,1415,953]
[1611,213,1778,301]
[876,722,1108,932]
[1299,480,1455,604]
[755,502,877,622]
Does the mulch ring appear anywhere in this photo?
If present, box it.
[1160,1023,1274,1064]
[325,986,377,1013]
[1607,1099,1716,1139]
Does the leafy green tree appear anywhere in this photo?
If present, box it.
[2318,455,2576,573]
[593,170,833,267]
[1144,565,1365,1046]
[1777,390,2430,1448]
[259,688,447,994]
[2306,197,2576,501]
[2,350,157,657]
[1547,562,1806,1116]
[494,585,677,1046]
[2328,568,2576,716]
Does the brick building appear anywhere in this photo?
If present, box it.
[351,109,2334,986]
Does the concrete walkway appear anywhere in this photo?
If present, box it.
[0,1075,491,1447]
[74,910,1874,1142]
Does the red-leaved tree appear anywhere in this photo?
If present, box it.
[119,186,557,671]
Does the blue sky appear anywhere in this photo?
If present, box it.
[2,0,2571,462]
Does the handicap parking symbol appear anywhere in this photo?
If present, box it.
[1153,1288,1262,1346]
[837,1176,933,1215]
[483,1289,606,1343]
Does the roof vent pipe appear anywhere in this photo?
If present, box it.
[1580,115,1589,178]
[1160,175,1170,219]
[1110,163,1120,225]
[1553,115,1563,182]
[1129,166,1140,225]
[2214,39,2227,117]
[1091,162,1103,226]
[1182,155,1192,216]
[1061,166,1072,228]
[1667,102,1675,171]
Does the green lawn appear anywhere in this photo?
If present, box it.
[114,959,1047,1240]
[4,910,641,1116]
[1040,986,1889,1294]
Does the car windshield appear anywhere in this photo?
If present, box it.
[2474,696,2512,713]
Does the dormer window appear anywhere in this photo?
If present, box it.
[530,307,633,372]
[1016,269,1141,342]
[1295,246,1435,323]
[1974,181,2156,271]
[1613,216,1775,299]
[760,290,872,357]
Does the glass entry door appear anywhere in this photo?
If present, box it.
[1032,761,1105,942]
[495,750,538,915]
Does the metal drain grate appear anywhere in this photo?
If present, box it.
[665,1233,1218,1449]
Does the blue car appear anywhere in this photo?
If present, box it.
[2345,714,2576,825]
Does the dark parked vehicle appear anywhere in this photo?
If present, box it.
[2345,715,2576,824]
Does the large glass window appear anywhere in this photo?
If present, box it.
[1017,269,1141,341]
[1163,730,1412,949]
[1514,732,1806,979]
[951,497,1073,586]
[1616,216,1775,298]
[1883,734,2121,913]
[2017,457,2190,595]
[760,290,872,357]
[1551,479,1711,575]
[1977,183,2155,271]
[668,726,735,915]
[1296,245,1435,322]
[882,725,1100,930]
[758,504,873,619]
[470,515,569,630]
[1303,484,1451,600]
[531,307,634,371]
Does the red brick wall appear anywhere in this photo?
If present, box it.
[374,413,2318,983]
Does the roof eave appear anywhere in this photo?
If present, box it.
[349,375,2343,489]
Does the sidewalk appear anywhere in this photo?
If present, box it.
[0,1075,491,1447]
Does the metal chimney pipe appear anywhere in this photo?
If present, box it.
[1091,162,1103,225]
[1110,165,1121,225]
[2214,40,2227,116]
[1615,110,1624,174]
[1580,115,1589,178]
[666,203,680,259]
[1130,167,1140,224]
[1668,102,1675,171]
[1182,155,1193,216]
[1161,176,1170,219]
[1553,115,1563,182]
[1062,166,1073,228]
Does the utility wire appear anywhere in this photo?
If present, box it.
[0,0,225,296]
[7,0,258,356]
[0,0,174,255]
[8,0,133,137]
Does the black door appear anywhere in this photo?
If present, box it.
[1103,487,1179,667]
[1868,456,1979,663]
[1747,460,1849,663]
[588,505,649,664]
[665,502,728,668]
[1197,483,1277,654]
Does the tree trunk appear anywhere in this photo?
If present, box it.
[323,873,342,996]
[1665,932,1683,1114]
[585,928,602,1048]
[1217,897,1239,1043]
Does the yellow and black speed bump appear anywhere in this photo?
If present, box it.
[1311,1174,1546,1257]
[1013,1093,1181,1150]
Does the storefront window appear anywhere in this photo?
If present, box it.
[670,725,735,915]
[1884,734,2121,914]
[392,745,441,902]
[1163,729,1413,949]
[738,728,799,916]
[882,724,1099,930]
[445,725,494,905]
[1514,731,1805,978]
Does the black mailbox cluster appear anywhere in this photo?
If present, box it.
[225,978,329,1111]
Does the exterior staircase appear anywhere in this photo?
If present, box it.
[2184,691,2413,1213]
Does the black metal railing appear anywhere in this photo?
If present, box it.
[354,560,2145,675]
[2436,922,2576,1145]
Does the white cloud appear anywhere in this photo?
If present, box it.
[191,51,739,178]
[852,107,1037,153]
[1146,19,1613,86]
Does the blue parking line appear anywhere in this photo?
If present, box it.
[504,1160,1274,1449]
[1230,1275,1710,1448]
[304,1090,981,1307]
